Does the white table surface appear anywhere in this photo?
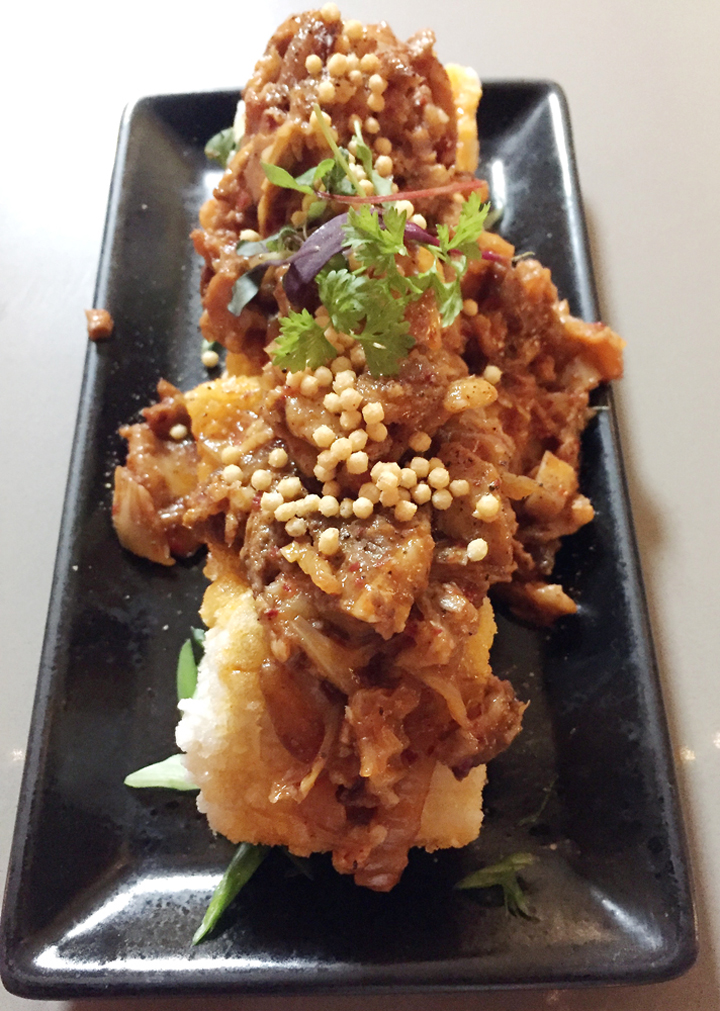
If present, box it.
[2,1,719,1007]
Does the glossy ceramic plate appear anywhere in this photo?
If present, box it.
[0,83,696,998]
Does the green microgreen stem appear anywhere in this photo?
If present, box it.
[315,177,487,205]
[312,104,364,197]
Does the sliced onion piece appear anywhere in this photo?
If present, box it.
[292,615,375,697]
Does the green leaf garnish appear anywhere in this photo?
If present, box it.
[317,268,370,335]
[323,156,357,197]
[262,156,355,200]
[124,754,198,791]
[312,104,363,197]
[343,204,408,280]
[273,309,338,371]
[177,628,204,701]
[237,227,301,259]
[436,190,489,261]
[190,626,206,654]
[454,852,535,917]
[205,128,237,168]
[352,122,393,196]
[315,262,413,376]
[270,185,490,376]
[231,227,304,325]
[236,239,269,258]
[176,640,198,701]
[261,162,314,195]
[265,225,303,255]
[295,158,335,189]
[353,290,414,377]
[426,268,464,326]
[193,843,269,944]
[228,264,265,316]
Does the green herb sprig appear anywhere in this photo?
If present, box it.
[351,121,394,197]
[192,843,269,945]
[176,627,204,700]
[205,128,238,168]
[454,852,536,917]
[228,227,304,318]
[272,194,488,376]
[123,754,197,791]
[318,264,414,375]
[273,309,339,372]
[124,630,206,790]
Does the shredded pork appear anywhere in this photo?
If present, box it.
[113,9,624,890]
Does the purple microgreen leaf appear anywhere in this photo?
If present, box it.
[283,213,349,304]
[404,221,439,246]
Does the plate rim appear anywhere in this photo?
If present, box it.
[0,81,697,999]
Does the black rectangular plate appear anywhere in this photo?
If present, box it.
[0,83,697,998]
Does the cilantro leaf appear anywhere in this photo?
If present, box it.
[124,754,198,792]
[356,286,415,376]
[272,309,338,371]
[343,205,408,279]
[356,327,415,377]
[205,128,237,168]
[402,193,489,328]
[265,189,490,377]
[454,852,535,918]
[315,265,414,375]
[192,843,269,944]
[437,191,489,260]
[428,269,464,326]
[317,268,369,334]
